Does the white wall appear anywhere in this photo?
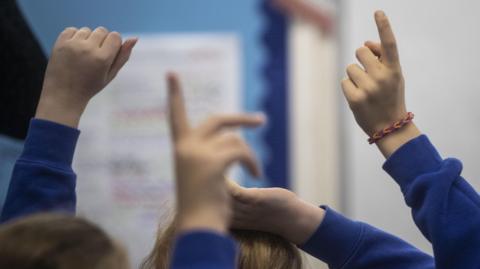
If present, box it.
[289,2,338,268]
[290,18,338,269]
[342,0,480,253]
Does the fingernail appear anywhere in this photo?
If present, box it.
[375,10,386,17]
[166,71,176,79]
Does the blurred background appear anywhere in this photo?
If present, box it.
[2,0,480,268]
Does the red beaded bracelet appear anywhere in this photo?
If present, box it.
[368,112,415,144]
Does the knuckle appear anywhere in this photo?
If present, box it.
[363,90,378,102]
[346,64,355,73]
[63,27,77,33]
[54,42,70,52]
[69,43,88,55]
[375,73,390,84]
[390,69,402,80]
[175,141,194,157]
[78,47,95,59]
[355,47,367,58]
[206,115,223,126]
[362,80,379,91]
[174,145,186,157]
[348,93,368,108]
[227,134,243,146]
[96,26,108,33]
[109,32,122,42]
[355,48,362,58]
[93,53,110,64]
[348,97,362,108]
[79,27,91,33]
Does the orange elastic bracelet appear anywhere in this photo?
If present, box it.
[368,112,415,145]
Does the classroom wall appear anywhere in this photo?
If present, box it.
[341,0,480,253]
[289,1,337,267]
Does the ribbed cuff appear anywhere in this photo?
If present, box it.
[171,231,238,269]
[383,135,443,193]
[300,206,364,268]
[21,119,80,169]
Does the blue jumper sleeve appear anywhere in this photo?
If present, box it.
[0,119,79,223]
[300,206,434,269]
[384,135,480,269]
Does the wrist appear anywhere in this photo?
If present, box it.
[283,199,326,245]
[177,207,230,235]
[35,93,88,128]
[376,122,421,158]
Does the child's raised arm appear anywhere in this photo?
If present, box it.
[343,11,480,269]
[229,182,434,269]
[166,74,265,269]
[1,27,136,222]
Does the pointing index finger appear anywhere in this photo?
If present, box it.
[374,10,400,66]
[167,73,190,141]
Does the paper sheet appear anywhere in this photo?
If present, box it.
[74,34,241,267]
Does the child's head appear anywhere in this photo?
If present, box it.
[0,214,129,269]
[142,220,303,269]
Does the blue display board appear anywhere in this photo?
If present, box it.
[18,0,289,188]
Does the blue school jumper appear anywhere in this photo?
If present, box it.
[2,119,479,268]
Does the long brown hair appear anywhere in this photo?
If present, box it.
[0,214,129,269]
[141,219,303,269]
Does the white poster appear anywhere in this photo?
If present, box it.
[74,34,241,267]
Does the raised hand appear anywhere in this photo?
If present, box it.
[342,11,420,156]
[167,73,265,234]
[36,27,137,127]
[228,181,325,245]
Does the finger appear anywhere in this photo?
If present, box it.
[213,133,261,177]
[364,41,382,57]
[232,200,252,215]
[226,178,240,191]
[72,27,92,40]
[221,142,261,178]
[231,214,252,230]
[341,78,357,99]
[229,186,256,205]
[56,27,78,43]
[346,64,374,89]
[226,177,258,203]
[167,73,190,140]
[99,32,123,66]
[226,179,249,202]
[374,10,400,65]
[198,114,265,137]
[356,46,381,73]
[107,38,138,82]
[89,27,109,47]
[212,133,243,147]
